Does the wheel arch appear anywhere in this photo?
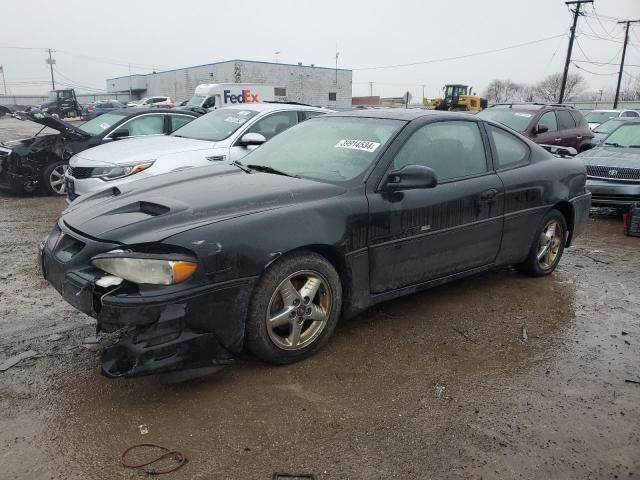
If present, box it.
[553,201,575,246]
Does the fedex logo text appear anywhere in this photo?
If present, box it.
[223,90,260,104]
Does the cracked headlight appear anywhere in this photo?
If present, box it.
[90,161,154,181]
[91,252,197,285]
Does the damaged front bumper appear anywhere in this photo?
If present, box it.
[40,223,257,378]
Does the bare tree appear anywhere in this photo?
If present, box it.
[533,72,585,102]
[484,79,524,103]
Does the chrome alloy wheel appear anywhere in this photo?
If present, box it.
[49,164,68,195]
[266,270,332,351]
[537,219,562,269]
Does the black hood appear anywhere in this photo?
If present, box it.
[15,111,90,138]
[61,165,347,245]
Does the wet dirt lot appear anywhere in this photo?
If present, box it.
[1,117,639,479]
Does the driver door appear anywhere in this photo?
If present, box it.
[367,120,504,293]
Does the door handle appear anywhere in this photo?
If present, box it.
[479,188,498,201]
[555,138,562,142]
[576,136,582,140]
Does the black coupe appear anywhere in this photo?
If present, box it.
[0,108,200,195]
[40,110,591,378]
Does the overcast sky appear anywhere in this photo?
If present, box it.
[1,0,639,100]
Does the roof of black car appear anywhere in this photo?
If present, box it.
[109,108,200,116]
[325,108,473,121]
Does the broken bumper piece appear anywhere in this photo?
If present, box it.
[40,227,256,378]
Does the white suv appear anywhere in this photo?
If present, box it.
[66,103,329,201]
[128,96,175,108]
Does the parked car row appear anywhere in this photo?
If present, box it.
[34,103,592,379]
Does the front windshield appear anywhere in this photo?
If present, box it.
[477,109,534,132]
[78,112,128,135]
[585,111,619,124]
[603,123,640,147]
[241,116,404,185]
[171,108,259,141]
[47,91,57,101]
[187,95,205,107]
[594,119,625,134]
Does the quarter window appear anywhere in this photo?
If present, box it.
[556,110,576,129]
[537,111,558,132]
[302,111,325,121]
[170,115,195,133]
[247,111,298,140]
[120,115,165,136]
[393,121,487,181]
[622,111,639,117]
[487,125,529,168]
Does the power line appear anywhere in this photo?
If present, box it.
[352,33,567,71]
[573,59,640,67]
[572,62,618,75]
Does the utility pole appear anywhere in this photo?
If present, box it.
[421,84,425,102]
[335,49,340,85]
[0,65,7,96]
[369,82,373,96]
[559,0,592,104]
[274,51,280,63]
[613,19,640,109]
[45,48,56,91]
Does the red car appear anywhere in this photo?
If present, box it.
[477,103,594,153]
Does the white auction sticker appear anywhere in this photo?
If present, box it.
[99,122,110,129]
[335,139,381,152]
[224,116,246,124]
[514,113,532,118]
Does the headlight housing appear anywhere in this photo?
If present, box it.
[90,161,154,181]
[90,251,197,285]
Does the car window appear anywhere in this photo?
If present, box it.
[170,114,195,132]
[121,115,165,136]
[602,123,640,147]
[242,117,403,185]
[622,111,639,118]
[556,110,576,129]
[78,112,128,135]
[476,109,534,132]
[303,111,325,121]
[171,108,259,141]
[247,111,298,140]
[594,119,624,134]
[570,110,585,126]
[393,121,487,181]
[585,111,619,123]
[487,125,529,168]
[537,111,558,132]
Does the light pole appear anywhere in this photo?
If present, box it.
[275,51,281,63]
[0,65,7,96]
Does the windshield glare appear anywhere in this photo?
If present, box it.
[594,119,625,134]
[241,117,404,184]
[603,124,640,147]
[477,109,534,132]
[187,95,205,107]
[78,112,127,135]
[171,108,258,141]
[585,111,619,123]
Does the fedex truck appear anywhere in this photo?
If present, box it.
[185,84,276,111]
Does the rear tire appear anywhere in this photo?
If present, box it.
[514,209,567,277]
[41,160,68,196]
[245,251,342,364]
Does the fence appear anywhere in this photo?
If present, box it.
[0,93,133,108]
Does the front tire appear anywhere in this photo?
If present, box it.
[245,251,342,364]
[41,160,68,196]
[514,209,567,277]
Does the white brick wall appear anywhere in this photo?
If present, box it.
[107,60,352,109]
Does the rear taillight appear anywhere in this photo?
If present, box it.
[87,106,93,112]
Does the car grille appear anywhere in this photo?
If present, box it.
[586,165,640,181]
[67,166,94,179]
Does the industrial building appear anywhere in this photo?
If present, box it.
[106,59,352,109]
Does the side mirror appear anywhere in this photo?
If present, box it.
[383,165,438,191]
[239,132,267,147]
[111,128,130,139]
[536,124,549,134]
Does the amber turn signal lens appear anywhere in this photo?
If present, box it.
[171,261,197,283]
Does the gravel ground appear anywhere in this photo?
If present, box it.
[0,115,638,479]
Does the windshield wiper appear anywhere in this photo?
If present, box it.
[230,160,252,174]
[603,142,624,147]
[628,145,640,148]
[246,164,298,178]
